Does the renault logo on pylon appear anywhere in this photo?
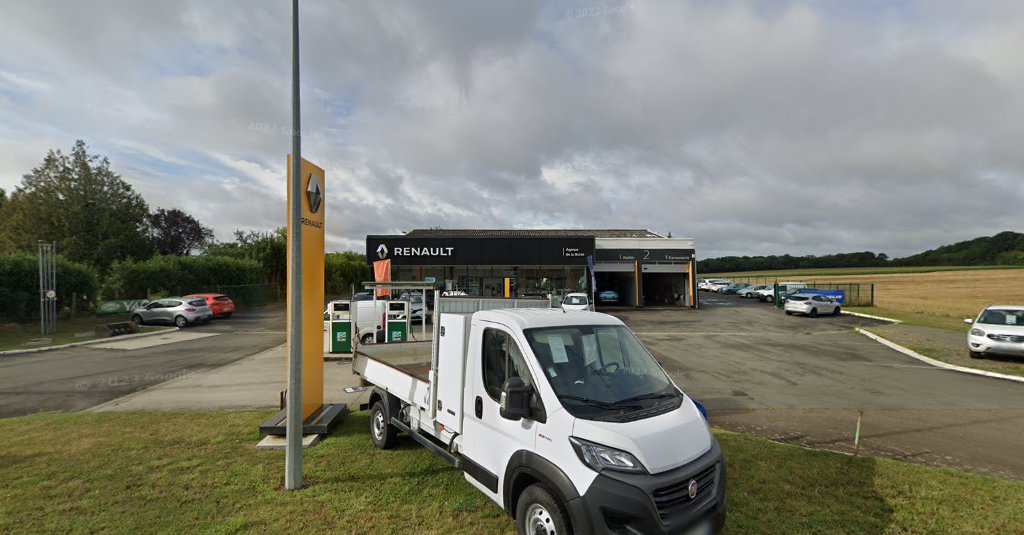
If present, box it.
[306,173,322,213]
[376,244,388,259]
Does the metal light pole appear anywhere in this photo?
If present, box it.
[285,0,304,491]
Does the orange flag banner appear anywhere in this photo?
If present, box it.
[373,259,391,297]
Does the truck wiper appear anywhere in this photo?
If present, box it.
[610,392,679,406]
[557,395,642,411]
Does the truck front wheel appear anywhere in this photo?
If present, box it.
[369,400,397,449]
[516,483,570,535]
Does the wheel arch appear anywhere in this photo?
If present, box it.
[503,450,581,523]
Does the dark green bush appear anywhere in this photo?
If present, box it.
[0,253,98,323]
[102,255,263,299]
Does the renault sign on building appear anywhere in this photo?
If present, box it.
[365,229,698,308]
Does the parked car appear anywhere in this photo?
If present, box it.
[706,280,732,292]
[720,283,750,295]
[597,289,620,304]
[131,297,212,327]
[784,294,841,317]
[183,293,235,318]
[560,292,592,312]
[699,279,728,291]
[398,293,428,323]
[739,285,769,298]
[964,306,1024,359]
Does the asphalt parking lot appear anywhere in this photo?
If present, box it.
[0,306,285,418]
[610,294,1024,480]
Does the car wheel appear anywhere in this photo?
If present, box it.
[174,315,188,328]
[516,484,570,535]
[223,312,232,318]
[369,400,398,449]
[131,314,144,326]
[785,311,793,315]
[360,333,375,345]
[833,306,841,316]
[968,350,983,359]
[809,308,818,318]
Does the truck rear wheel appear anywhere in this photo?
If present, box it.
[369,400,398,449]
[516,483,570,535]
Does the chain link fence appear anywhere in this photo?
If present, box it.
[724,277,874,306]
[207,283,283,308]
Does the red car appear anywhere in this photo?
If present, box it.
[183,293,236,318]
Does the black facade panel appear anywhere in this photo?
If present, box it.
[595,248,695,262]
[366,236,595,266]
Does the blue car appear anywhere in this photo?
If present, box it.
[597,290,619,304]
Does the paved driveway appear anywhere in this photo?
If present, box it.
[0,306,285,418]
[614,294,1024,480]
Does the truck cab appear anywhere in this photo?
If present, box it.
[355,307,725,534]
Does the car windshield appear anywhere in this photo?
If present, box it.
[977,309,1024,326]
[524,324,677,421]
[564,295,587,305]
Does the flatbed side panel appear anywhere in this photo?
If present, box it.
[353,353,431,410]
[435,314,472,433]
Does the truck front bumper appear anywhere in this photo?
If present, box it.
[566,439,726,535]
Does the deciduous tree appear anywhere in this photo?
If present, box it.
[148,208,214,256]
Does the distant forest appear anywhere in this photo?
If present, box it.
[697,231,1024,274]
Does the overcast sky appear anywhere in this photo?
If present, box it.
[1,1,1022,258]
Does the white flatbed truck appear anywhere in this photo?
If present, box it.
[354,306,726,535]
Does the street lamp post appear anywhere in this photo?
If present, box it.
[285,0,304,491]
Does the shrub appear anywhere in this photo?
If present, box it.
[102,255,262,299]
[0,253,98,323]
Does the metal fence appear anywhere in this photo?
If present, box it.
[207,283,283,308]
[723,277,874,306]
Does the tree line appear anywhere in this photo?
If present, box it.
[697,231,1024,273]
[0,141,368,322]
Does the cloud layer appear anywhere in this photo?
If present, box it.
[1,1,1022,257]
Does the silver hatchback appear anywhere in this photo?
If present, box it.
[131,297,213,328]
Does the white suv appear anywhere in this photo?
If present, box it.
[965,306,1024,359]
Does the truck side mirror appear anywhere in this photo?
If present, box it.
[499,377,533,421]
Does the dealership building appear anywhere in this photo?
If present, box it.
[365,229,698,308]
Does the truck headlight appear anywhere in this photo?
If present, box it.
[569,437,647,474]
[969,328,985,337]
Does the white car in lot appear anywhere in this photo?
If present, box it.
[739,285,769,298]
[784,294,841,317]
[560,292,593,312]
[965,306,1024,359]
[705,280,732,292]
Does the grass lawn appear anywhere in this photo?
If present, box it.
[705,267,1024,332]
[0,314,172,351]
[2,410,1022,534]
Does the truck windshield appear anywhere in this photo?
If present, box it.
[524,325,678,420]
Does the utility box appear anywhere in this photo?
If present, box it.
[328,300,352,353]
[386,301,409,343]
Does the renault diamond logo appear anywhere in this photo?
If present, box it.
[306,173,322,213]
[376,244,388,259]
[687,479,698,499]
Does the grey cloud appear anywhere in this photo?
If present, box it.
[1,1,1022,259]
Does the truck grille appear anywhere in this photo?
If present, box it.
[987,334,1024,343]
[651,463,718,520]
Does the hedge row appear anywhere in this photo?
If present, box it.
[0,253,98,323]
[102,255,263,299]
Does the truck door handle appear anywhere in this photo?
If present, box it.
[475,396,483,419]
